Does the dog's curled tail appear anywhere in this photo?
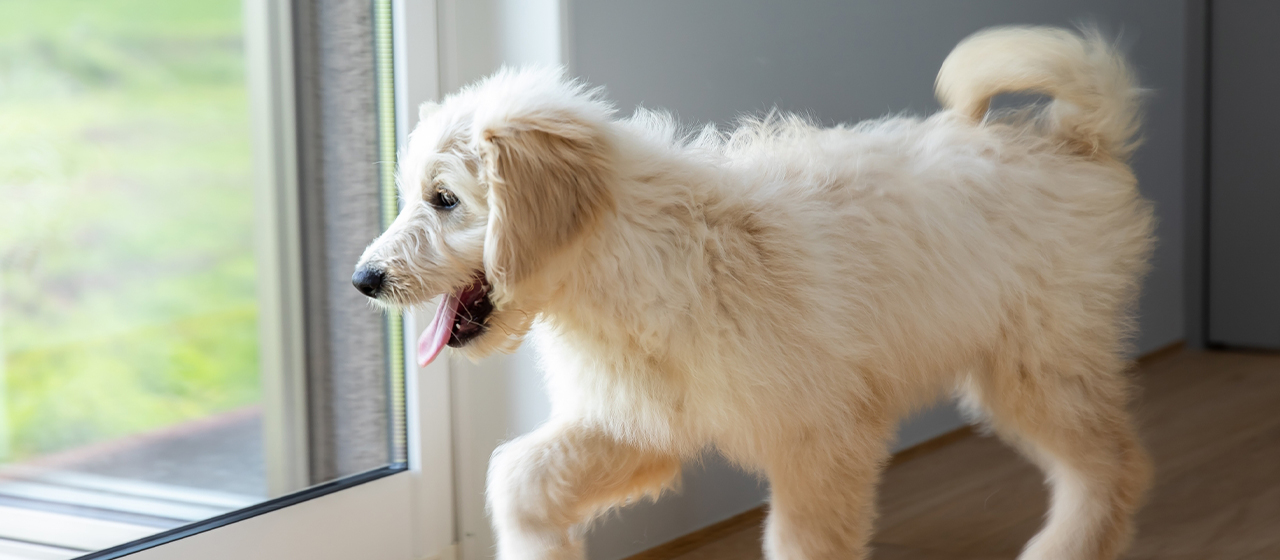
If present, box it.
[935,26,1141,160]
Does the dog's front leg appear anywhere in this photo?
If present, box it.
[487,420,681,560]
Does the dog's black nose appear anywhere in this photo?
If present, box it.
[352,267,386,297]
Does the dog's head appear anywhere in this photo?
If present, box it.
[353,67,616,365]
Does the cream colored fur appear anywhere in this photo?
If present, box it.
[356,26,1155,560]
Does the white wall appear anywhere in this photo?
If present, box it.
[439,2,1195,558]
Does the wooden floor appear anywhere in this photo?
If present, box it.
[635,349,1280,560]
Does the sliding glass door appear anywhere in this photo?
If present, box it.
[0,1,279,555]
[0,1,451,558]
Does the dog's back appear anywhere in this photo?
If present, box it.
[685,27,1154,410]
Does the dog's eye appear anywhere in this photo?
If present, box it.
[428,187,459,210]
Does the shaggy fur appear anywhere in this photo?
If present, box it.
[355,26,1155,560]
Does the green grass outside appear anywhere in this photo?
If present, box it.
[0,0,258,460]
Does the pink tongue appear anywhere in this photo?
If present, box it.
[418,295,460,367]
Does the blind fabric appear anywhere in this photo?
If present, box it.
[292,0,391,483]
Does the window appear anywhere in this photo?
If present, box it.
[0,0,275,554]
[0,1,450,558]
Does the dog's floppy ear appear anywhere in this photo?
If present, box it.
[478,112,614,292]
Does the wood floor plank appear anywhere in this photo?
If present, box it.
[629,508,766,560]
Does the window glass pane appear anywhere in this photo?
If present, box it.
[0,1,402,556]
[0,0,259,484]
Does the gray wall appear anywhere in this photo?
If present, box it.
[567,2,1192,558]
[1206,1,1280,349]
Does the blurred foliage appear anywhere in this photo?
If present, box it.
[0,0,258,460]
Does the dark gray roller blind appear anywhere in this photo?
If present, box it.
[292,0,391,482]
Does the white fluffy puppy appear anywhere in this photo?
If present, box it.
[354,26,1154,560]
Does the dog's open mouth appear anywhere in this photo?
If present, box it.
[417,274,494,366]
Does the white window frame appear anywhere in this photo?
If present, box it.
[88,1,456,559]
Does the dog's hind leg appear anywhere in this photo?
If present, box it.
[487,420,681,560]
[959,347,1151,560]
[760,418,894,560]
